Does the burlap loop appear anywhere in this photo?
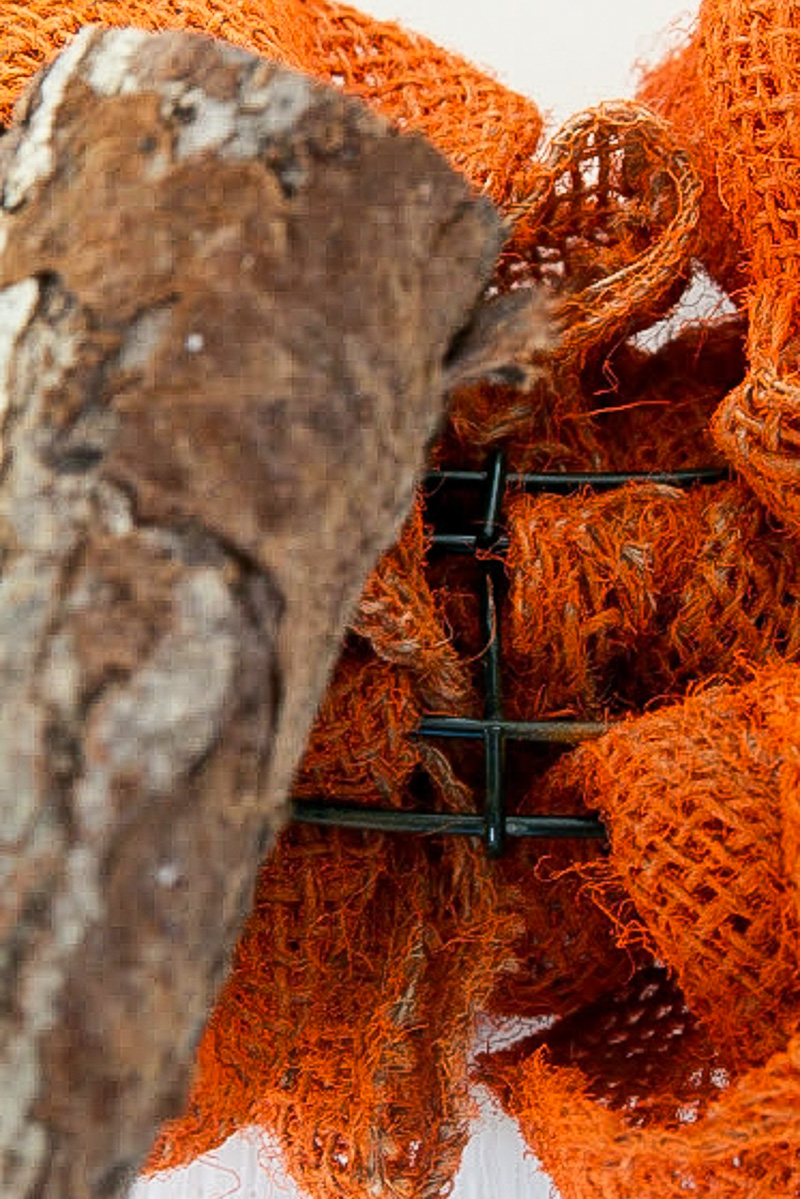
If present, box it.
[506,102,702,364]
[637,1,800,534]
[685,0,800,531]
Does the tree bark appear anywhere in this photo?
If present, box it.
[0,26,545,1198]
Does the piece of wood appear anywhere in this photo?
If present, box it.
[0,26,547,1198]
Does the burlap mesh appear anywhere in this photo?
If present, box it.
[636,36,748,300]
[504,481,800,717]
[544,669,800,1065]
[478,965,726,1128]
[481,1034,800,1199]
[506,102,702,367]
[0,0,544,206]
[697,0,800,537]
[5,1,800,1196]
[148,827,522,1198]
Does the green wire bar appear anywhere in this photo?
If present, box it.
[293,454,724,855]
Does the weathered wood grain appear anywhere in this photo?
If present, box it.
[0,26,546,1197]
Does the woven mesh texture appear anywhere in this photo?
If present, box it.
[148,827,521,1198]
[293,501,476,809]
[480,668,800,1196]
[5,2,800,1196]
[541,667,800,1068]
[636,37,747,299]
[484,1034,800,1199]
[504,480,800,718]
[505,102,702,367]
[696,0,800,536]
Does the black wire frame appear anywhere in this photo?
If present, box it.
[292,453,727,856]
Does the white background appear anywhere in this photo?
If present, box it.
[132,3,694,1197]
[361,0,695,128]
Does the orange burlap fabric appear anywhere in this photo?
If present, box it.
[5,2,800,1197]
[639,0,800,542]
